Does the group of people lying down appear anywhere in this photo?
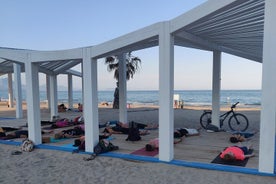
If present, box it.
[102,121,158,135]
[1,119,256,162]
[144,128,256,162]
[53,121,157,139]
[218,131,256,162]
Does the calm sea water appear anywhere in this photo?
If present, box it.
[0,90,261,107]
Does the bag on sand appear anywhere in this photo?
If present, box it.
[94,139,119,155]
[21,139,34,152]
[206,124,219,132]
[125,121,141,141]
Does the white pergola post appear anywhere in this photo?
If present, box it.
[13,63,23,118]
[68,74,73,109]
[212,51,221,128]
[7,73,14,108]
[259,0,276,174]
[159,22,174,161]
[118,53,127,123]
[83,48,99,152]
[25,59,41,144]
[49,75,58,120]
[46,75,51,109]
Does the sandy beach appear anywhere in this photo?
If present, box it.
[0,102,275,184]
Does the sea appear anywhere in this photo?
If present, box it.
[0,90,261,108]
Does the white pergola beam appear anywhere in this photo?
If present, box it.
[0,48,28,62]
[31,48,83,62]
[91,22,162,59]
[171,0,237,33]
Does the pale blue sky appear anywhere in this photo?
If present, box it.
[0,0,262,90]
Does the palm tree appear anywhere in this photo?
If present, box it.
[105,52,141,108]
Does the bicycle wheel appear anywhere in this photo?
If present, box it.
[228,113,249,131]
[200,111,212,129]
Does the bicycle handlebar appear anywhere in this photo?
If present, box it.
[231,102,239,109]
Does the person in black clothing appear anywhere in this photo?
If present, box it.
[103,122,150,135]
[54,126,85,139]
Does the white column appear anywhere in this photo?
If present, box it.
[212,51,221,128]
[259,0,276,174]
[25,58,41,144]
[159,22,174,161]
[118,53,127,123]
[81,62,84,105]
[13,63,23,118]
[68,74,73,109]
[46,75,51,109]
[7,73,13,108]
[49,75,58,120]
[83,48,99,152]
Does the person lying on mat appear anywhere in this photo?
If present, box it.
[58,103,67,112]
[103,121,157,134]
[116,121,158,130]
[54,125,85,139]
[174,128,200,138]
[78,103,83,112]
[103,124,149,135]
[50,118,76,128]
[73,133,111,148]
[1,129,53,139]
[229,131,256,143]
[145,137,183,151]
[220,143,255,161]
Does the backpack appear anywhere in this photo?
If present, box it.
[21,139,34,152]
[94,139,119,155]
[126,121,141,141]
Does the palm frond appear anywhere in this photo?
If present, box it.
[105,52,141,81]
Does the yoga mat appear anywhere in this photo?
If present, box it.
[61,143,76,149]
[0,117,16,120]
[106,136,114,141]
[50,137,68,143]
[131,147,158,157]
[211,149,253,167]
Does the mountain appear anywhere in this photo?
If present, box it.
[0,78,68,91]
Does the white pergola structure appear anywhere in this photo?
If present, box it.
[0,48,82,118]
[0,0,275,175]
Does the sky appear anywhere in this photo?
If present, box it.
[0,0,262,91]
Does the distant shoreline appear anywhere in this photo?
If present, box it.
[0,100,260,112]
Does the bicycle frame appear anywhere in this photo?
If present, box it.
[219,109,234,125]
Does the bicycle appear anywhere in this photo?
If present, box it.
[199,102,249,131]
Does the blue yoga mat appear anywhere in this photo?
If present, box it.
[61,143,76,149]
[60,136,115,149]
[50,137,68,143]
[0,117,16,120]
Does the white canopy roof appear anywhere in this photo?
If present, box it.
[0,0,264,74]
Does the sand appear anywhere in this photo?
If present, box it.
[0,102,275,184]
